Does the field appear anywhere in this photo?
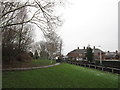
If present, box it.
[2,63,119,88]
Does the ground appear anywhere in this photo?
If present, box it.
[2,60,119,88]
[3,59,56,69]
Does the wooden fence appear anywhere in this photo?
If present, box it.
[66,61,120,74]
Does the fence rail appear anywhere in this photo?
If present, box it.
[66,61,120,74]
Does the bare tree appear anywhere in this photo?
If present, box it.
[0,0,63,34]
[2,3,34,52]
[39,41,48,59]
[1,0,64,63]
[58,39,63,56]
[45,31,62,60]
[1,1,34,63]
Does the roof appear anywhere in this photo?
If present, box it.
[105,52,120,57]
[67,48,104,56]
[70,49,86,54]
[93,48,104,53]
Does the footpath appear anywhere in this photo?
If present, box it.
[2,63,60,72]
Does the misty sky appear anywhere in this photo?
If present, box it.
[35,0,119,55]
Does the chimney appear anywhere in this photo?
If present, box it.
[77,47,79,50]
[83,46,85,49]
[93,46,95,49]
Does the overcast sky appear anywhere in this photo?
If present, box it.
[35,0,119,55]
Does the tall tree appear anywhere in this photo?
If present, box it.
[1,0,64,63]
[39,41,48,59]
[0,0,63,33]
[86,46,93,62]
[34,50,39,59]
[45,31,62,60]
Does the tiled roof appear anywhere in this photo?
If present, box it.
[93,49,104,53]
[67,48,104,55]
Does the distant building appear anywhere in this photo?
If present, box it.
[67,46,105,61]
[105,51,115,59]
[115,53,120,60]
[104,50,120,60]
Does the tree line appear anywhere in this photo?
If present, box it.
[0,0,64,64]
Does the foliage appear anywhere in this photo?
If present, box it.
[29,52,34,58]
[3,63,118,88]
[45,31,62,59]
[1,2,33,63]
[34,50,39,59]
[40,51,49,59]
[86,47,93,62]
[31,39,63,60]
[16,52,32,62]
[1,0,63,63]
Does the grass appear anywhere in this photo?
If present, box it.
[32,59,56,66]
[2,63,119,88]
[3,59,56,68]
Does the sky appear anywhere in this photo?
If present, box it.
[35,0,119,55]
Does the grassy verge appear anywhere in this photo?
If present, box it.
[32,59,56,66]
[3,59,56,68]
[3,63,118,88]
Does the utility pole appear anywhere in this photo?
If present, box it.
[118,2,120,52]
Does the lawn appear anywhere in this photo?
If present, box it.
[3,59,56,68]
[2,63,119,88]
[32,59,56,66]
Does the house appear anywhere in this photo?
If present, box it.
[92,47,105,60]
[67,46,105,61]
[104,50,120,60]
[115,53,120,60]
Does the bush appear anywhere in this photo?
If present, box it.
[34,50,39,59]
[29,52,34,58]
[86,47,93,62]
[2,56,16,64]
[16,52,32,62]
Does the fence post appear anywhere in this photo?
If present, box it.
[102,67,103,71]
[112,69,114,73]
[95,66,96,69]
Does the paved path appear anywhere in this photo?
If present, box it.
[2,63,60,71]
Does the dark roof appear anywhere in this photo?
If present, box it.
[93,49,104,53]
[67,48,104,55]
[117,53,120,55]
[70,49,86,54]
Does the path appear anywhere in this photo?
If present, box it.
[2,63,60,71]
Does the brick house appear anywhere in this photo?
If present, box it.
[115,53,120,60]
[105,51,120,60]
[67,46,105,61]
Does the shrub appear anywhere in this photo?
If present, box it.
[16,52,32,62]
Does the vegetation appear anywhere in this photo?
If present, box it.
[32,59,56,66]
[1,0,63,64]
[86,46,93,62]
[3,59,56,68]
[3,63,118,88]
[34,50,39,59]
[28,52,34,58]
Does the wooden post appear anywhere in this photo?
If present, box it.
[95,66,96,69]
[102,67,103,71]
[112,69,114,73]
